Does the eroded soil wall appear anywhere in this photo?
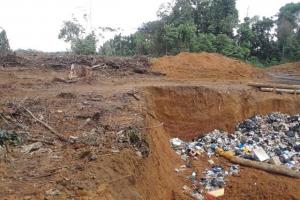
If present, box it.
[138,85,300,200]
[146,86,300,140]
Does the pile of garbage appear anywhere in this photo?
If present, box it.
[171,112,300,170]
[170,112,299,198]
[182,164,239,199]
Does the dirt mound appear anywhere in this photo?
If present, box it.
[151,52,259,80]
[267,61,300,75]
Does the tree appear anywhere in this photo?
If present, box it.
[58,18,97,55]
[71,32,97,55]
[58,20,84,43]
[0,28,11,56]
[99,0,300,66]
[169,0,195,25]
[192,33,216,52]
[59,17,117,55]
[276,3,300,60]
[162,23,179,54]
[250,17,277,61]
[194,0,238,37]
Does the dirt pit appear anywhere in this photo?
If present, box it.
[141,84,300,200]
[1,57,300,199]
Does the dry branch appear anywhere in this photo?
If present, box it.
[20,106,68,142]
[260,87,300,94]
[248,82,300,90]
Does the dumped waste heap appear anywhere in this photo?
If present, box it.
[170,112,300,198]
[171,112,300,171]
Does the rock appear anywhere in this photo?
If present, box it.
[89,154,97,161]
[45,189,61,196]
[21,142,43,154]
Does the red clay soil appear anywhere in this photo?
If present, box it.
[151,52,260,80]
[145,85,300,200]
[1,54,300,200]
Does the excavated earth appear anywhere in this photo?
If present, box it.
[0,53,300,200]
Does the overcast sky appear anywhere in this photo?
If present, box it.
[0,0,298,52]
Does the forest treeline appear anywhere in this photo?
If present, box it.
[99,0,300,66]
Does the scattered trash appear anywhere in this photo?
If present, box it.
[253,147,270,162]
[206,188,225,199]
[208,159,215,165]
[111,149,120,153]
[182,185,190,191]
[192,192,204,200]
[117,127,149,157]
[199,166,227,191]
[175,165,186,173]
[170,138,183,148]
[69,136,79,143]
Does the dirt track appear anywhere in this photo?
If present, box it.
[0,53,300,200]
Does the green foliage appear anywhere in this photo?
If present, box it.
[58,20,84,42]
[277,2,300,60]
[192,33,216,52]
[58,16,117,55]
[99,0,300,66]
[71,32,97,55]
[58,18,96,55]
[0,28,11,56]
[207,0,239,36]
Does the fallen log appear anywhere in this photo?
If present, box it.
[260,87,300,94]
[248,82,300,90]
[216,147,300,178]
